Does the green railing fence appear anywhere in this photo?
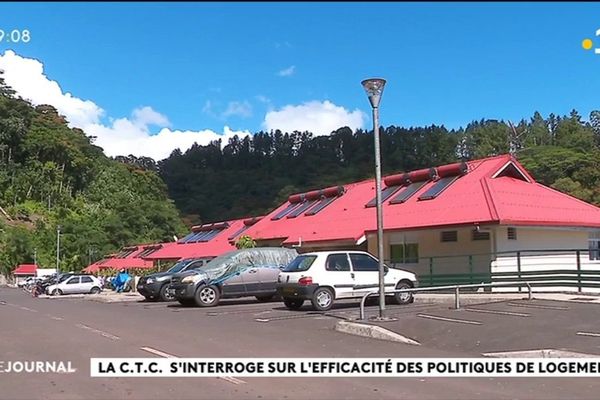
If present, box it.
[387,248,600,292]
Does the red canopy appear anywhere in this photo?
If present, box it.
[13,264,37,275]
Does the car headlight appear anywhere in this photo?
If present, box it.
[181,275,201,284]
[146,278,155,284]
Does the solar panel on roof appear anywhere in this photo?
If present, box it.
[228,225,250,240]
[198,229,223,242]
[418,175,460,201]
[389,181,426,204]
[185,231,210,243]
[287,200,319,218]
[177,232,196,244]
[271,202,302,220]
[305,196,337,216]
[365,185,402,208]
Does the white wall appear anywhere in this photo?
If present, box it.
[368,227,493,277]
[492,226,600,293]
[365,225,600,293]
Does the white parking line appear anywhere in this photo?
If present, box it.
[417,314,482,325]
[140,346,177,358]
[47,315,64,321]
[139,347,246,385]
[507,302,569,310]
[577,332,600,337]
[75,323,120,341]
[218,376,246,384]
[19,306,38,312]
[465,308,530,317]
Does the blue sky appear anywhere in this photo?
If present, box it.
[0,2,599,159]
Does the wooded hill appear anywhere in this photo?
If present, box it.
[0,76,186,274]
[158,111,600,224]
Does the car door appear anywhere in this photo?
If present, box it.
[324,253,354,298]
[255,266,280,294]
[220,267,248,297]
[63,276,80,294]
[349,253,382,296]
[80,276,94,293]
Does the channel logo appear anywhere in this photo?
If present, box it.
[582,29,600,54]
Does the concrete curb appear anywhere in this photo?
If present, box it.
[334,320,421,345]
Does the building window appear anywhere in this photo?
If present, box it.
[440,231,458,242]
[390,243,419,264]
[590,232,600,261]
[507,227,517,240]
[472,229,490,241]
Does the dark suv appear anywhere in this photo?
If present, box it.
[170,247,298,307]
[137,258,208,301]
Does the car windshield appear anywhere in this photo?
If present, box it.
[283,255,317,272]
[167,259,196,273]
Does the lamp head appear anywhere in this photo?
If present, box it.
[361,78,386,108]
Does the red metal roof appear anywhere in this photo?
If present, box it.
[13,264,37,275]
[142,218,248,261]
[244,154,600,245]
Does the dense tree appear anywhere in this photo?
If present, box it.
[159,112,600,223]
[0,74,186,274]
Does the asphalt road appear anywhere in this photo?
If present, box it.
[1,287,599,400]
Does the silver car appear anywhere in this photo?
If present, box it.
[47,275,103,296]
[170,247,298,307]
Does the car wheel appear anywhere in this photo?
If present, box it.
[311,287,334,311]
[283,298,304,310]
[177,299,195,307]
[195,285,220,307]
[255,295,274,302]
[393,281,413,305]
[159,284,176,302]
[90,287,101,294]
[52,289,63,296]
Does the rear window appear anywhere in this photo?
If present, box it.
[283,255,317,272]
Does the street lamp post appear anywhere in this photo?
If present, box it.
[361,78,387,320]
[56,225,61,275]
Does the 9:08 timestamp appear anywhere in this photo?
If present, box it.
[0,29,31,43]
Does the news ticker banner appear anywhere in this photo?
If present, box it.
[91,358,600,378]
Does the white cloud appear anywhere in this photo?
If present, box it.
[0,50,103,128]
[277,65,296,77]
[263,100,366,135]
[0,50,251,160]
[85,117,249,160]
[222,100,252,118]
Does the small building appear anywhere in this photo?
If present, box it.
[12,264,37,285]
[243,154,600,292]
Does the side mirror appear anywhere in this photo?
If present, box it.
[384,266,389,275]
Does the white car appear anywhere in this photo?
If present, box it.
[47,275,103,296]
[276,251,418,311]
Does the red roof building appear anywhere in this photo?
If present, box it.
[13,264,37,275]
[244,154,600,248]
[143,217,263,262]
[81,243,173,273]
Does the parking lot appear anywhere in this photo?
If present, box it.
[2,287,600,399]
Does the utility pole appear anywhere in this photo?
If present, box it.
[56,225,61,274]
